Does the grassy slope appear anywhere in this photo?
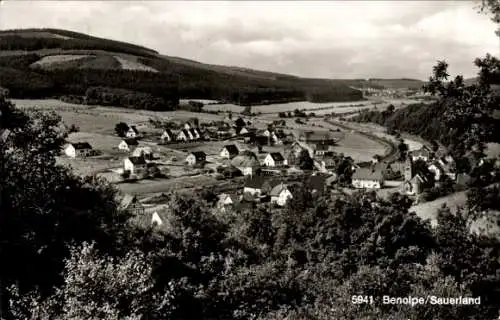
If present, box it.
[0,28,425,106]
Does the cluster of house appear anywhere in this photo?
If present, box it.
[349,145,470,197]
[217,172,339,210]
[161,122,203,143]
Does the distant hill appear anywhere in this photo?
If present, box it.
[366,78,425,90]
[0,28,421,110]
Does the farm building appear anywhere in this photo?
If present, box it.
[123,156,147,175]
[177,129,190,142]
[298,130,336,145]
[270,183,293,206]
[352,167,384,189]
[263,152,286,167]
[231,151,261,176]
[220,145,239,159]
[64,142,93,158]
[117,194,145,215]
[402,173,431,196]
[186,151,207,166]
[410,147,433,162]
[243,176,279,197]
[161,129,175,142]
[125,126,139,138]
[118,138,138,151]
[132,146,154,160]
[401,158,434,195]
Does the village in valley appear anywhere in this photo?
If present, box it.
[53,99,498,229]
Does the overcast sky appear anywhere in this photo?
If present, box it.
[0,1,498,79]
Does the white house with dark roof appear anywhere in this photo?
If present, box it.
[186,151,206,166]
[132,146,154,160]
[270,183,293,206]
[64,142,93,158]
[123,156,147,175]
[161,129,175,142]
[220,145,239,159]
[263,152,286,167]
[118,138,139,151]
[176,129,190,142]
[352,167,384,189]
[125,126,139,138]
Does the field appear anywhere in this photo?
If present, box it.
[11,98,400,195]
[114,56,158,72]
[31,54,91,67]
[202,98,423,116]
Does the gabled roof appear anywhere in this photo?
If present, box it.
[71,142,92,150]
[352,167,384,181]
[128,126,139,134]
[268,152,284,162]
[122,138,138,146]
[222,144,239,155]
[189,151,206,160]
[127,156,146,165]
[189,128,199,136]
[270,183,289,197]
[162,128,174,136]
[411,172,431,185]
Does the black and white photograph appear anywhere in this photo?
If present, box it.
[0,0,500,319]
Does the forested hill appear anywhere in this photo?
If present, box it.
[0,28,369,109]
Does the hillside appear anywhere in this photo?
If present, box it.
[0,28,419,109]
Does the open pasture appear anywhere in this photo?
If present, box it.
[114,56,158,72]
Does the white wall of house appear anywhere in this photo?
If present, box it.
[263,154,276,167]
[428,164,442,181]
[412,155,428,162]
[177,132,188,141]
[352,179,382,189]
[186,154,196,165]
[244,187,261,197]
[123,159,135,174]
[192,129,200,139]
[271,189,293,206]
[241,167,254,176]
[220,149,231,159]
[118,141,130,151]
[161,132,172,141]
[125,129,137,138]
[151,212,163,226]
[64,145,76,158]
